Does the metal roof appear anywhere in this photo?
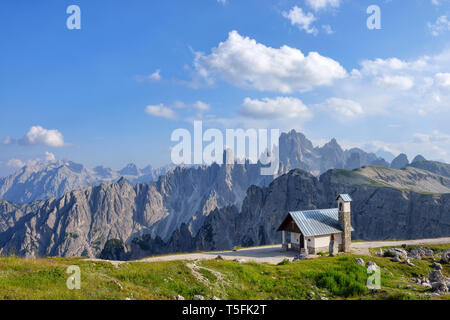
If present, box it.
[336,194,352,202]
[288,208,354,237]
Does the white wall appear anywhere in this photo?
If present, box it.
[307,233,342,249]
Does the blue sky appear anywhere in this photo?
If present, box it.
[1,0,450,175]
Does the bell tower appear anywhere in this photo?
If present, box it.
[337,194,352,253]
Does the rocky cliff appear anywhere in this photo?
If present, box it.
[0,161,275,258]
[130,167,450,259]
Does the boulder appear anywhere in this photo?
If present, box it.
[175,295,185,300]
[442,249,450,264]
[355,258,365,267]
[385,248,408,260]
[430,262,443,270]
[193,295,205,300]
[431,282,449,293]
[429,270,445,283]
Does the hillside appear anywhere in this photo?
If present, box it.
[332,165,450,194]
[0,243,448,300]
[408,160,450,179]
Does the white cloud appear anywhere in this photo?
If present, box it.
[238,97,312,121]
[20,126,66,147]
[322,24,334,34]
[435,73,450,88]
[306,0,341,11]
[326,50,450,116]
[193,30,347,93]
[282,6,318,35]
[149,69,162,81]
[136,70,162,82]
[217,0,227,4]
[375,75,414,91]
[194,101,211,111]
[145,104,177,119]
[428,16,450,36]
[320,98,364,118]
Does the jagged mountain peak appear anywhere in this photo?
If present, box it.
[119,163,140,176]
[412,154,426,163]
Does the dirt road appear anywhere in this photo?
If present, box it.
[92,237,450,266]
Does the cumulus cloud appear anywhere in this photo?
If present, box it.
[20,126,66,147]
[145,104,177,119]
[375,75,414,91]
[282,6,318,35]
[320,98,364,118]
[238,97,312,121]
[326,50,450,116]
[306,0,341,11]
[193,30,347,93]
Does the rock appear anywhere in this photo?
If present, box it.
[216,255,224,260]
[391,255,402,263]
[403,258,415,267]
[422,283,432,289]
[193,295,205,300]
[429,270,445,283]
[430,262,442,270]
[385,248,408,260]
[211,296,221,300]
[442,249,450,264]
[175,295,185,300]
[431,282,449,293]
[233,258,246,263]
[355,258,365,266]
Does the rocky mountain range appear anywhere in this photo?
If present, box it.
[0,160,174,204]
[1,162,450,259]
[278,130,390,175]
[0,130,448,259]
[0,130,390,205]
[128,166,450,259]
[0,160,276,258]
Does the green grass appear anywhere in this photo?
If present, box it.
[0,251,448,300]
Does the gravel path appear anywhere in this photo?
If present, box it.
[92,237,450,266]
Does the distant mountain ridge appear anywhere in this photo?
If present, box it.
[0,160,174,204]
[278,130,390,175]
[0,130,445,205]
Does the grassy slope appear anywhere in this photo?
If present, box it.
[0,245,449,300]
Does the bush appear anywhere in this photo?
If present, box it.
[315,267,368,297]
